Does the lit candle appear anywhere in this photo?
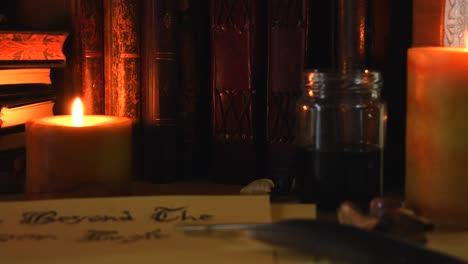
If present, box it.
[406,47,468,227]
[26,98,133,199]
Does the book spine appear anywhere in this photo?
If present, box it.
[141,0,179,124]
[265,0,308,185]
[210,0,267,184]
[336,0,369,71]
[140,0,181,182]
[75,0,105,115]
[412,0,445,46]
[104,0,140,119]
[179,1,211,179]
[0,83,55,98]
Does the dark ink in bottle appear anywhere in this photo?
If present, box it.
[294,144,382,211]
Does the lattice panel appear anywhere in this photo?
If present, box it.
[267,92,301,143]
[270,0,305,27]
[444,0,467,46]
[214,89,255,140]
[212,0,253,31]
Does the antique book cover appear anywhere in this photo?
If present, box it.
[104,0,140,119]
[73,0,105,115]
[140,0,182,182]
[12,0,83,115]
[0,99,54,128]
[265,0,308,188]
[210,0,308,184]
[0,30,68,68]
[210,0,266,184]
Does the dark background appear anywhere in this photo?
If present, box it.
[0,0,412,196]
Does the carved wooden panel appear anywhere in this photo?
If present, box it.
[444,0,467,47]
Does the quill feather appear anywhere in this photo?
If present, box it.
[181,219,465,264]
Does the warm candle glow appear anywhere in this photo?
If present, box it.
[307,72,315,86]
[406,47,468,227]
[26,105,133,199]
[72,97,84,127]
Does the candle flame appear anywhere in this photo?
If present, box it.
[72,97,84,127]
[307,72,315,86]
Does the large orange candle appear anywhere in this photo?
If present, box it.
[26,98,133,199]
[407,47,468,227]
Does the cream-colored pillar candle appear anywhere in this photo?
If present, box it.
[407,47,468,227]
[26,98,133,199]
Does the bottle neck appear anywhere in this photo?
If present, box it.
[303,69,382,99]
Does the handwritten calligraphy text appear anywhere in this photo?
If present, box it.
[0,233,57,242]
[152,207,214,222]
[20,210,134,225]
[80,229,168,243]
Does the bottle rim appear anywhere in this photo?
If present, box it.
[303,69,382,91]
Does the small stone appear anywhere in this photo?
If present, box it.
[240,179,275,195]
[337,201,379,230]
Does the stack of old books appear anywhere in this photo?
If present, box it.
[0,29,68,193]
